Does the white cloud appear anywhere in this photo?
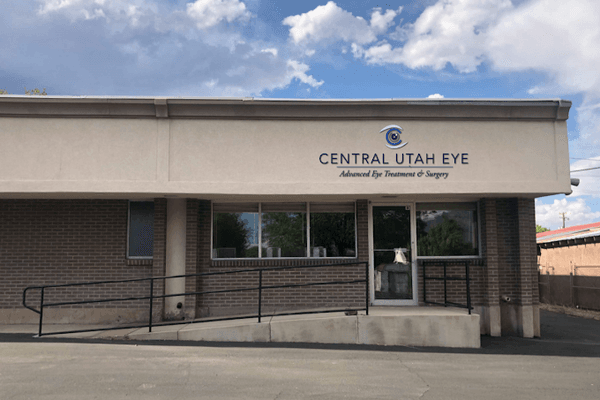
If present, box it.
[37,0,158,27]
[428,93,444,99]
[536,198,600,230]
[301,0,600,103]
[370,7,402,34]
[283,1,401,45]
[186,0,250,29]
[487,0,600,99]
[286,60,324,88]
[7,1,322,97]
[261,48,278,57]
[363,0,512,72]
[37,0,251,30]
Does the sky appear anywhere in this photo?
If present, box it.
[1,0,599,230]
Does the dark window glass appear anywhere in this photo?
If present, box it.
[416,203,478,257]
[212,212,259,258]
[211,202,356,259]
[310,212,356,257]
[128,201,154,258]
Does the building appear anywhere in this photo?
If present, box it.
[0,96,573,338]
[538,222,600,310]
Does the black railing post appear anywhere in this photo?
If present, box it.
[443,262,448,307]
[148,279,154,333]
[365,262,369,316]
[258,270,262,323]
[465,261,471,315]
[38,287,45,337]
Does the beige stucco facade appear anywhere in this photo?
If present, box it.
[0,97,571,199]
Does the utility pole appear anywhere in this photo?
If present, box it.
[559,212,569,229]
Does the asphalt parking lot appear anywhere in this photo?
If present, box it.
[1,310,599,399]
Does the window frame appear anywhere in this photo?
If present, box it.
[211,201,358,260]
[415,201,482,260]
[127,200,154,260]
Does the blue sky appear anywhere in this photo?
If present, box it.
[1,0,599,230]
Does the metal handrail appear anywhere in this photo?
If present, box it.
[421,260,472,314]
[23,261,369,337]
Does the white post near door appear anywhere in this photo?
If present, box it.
[165,198,187,319]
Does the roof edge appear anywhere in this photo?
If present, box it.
[0,97,572,121]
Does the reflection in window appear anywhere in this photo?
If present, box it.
[261,203,306,258]
[212,202,356,259]
[310,203,356,257]
[213,203,259,259]
[417,203,478,257]
[262,213,306,257]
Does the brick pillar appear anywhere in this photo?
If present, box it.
[356,200,370,306]
[152,198,167,321]
[196,200,212,317]
[517,198,539,337]
[356,200,371,302]
[185,199,199,320]
[482,199,501,336]
[356,200,369,264]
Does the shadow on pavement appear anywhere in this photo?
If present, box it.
[2,310,599,358]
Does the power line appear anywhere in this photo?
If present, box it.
[571,166,600,173]
[570,157,600,161]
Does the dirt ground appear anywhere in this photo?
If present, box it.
[540,303,600,321]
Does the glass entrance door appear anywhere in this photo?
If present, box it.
[371,205,416,304]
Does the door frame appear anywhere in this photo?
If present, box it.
[368,202,419,306]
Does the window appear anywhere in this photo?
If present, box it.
[416,202,479,257]
[212,202,356,259]
[212,203,259,258]
[262,203,307,258]
[310,202,356,258]
[128,201,154,258]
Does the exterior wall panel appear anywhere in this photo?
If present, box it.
[0,199,154,322]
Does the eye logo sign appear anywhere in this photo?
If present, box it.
[380,125,407,149]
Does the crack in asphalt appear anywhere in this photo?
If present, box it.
[397,354,431,399]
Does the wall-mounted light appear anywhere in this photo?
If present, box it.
[570,178,580,186]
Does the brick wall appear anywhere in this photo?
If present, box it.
[518,198,537,306]
[2,197,539,324]
[481,198,500,307]
[1,200,153,316]
[417,259,485,307]
[495,198,521,303]
[195,200,369,318]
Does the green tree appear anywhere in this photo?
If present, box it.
[213,213,250,258]
[0,87,47,95]
[262,212,306,257]
[536,225,550,233]
[310,213,355,257]
[418,216,476,256]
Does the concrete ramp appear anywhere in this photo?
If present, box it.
[126,307,480,348]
